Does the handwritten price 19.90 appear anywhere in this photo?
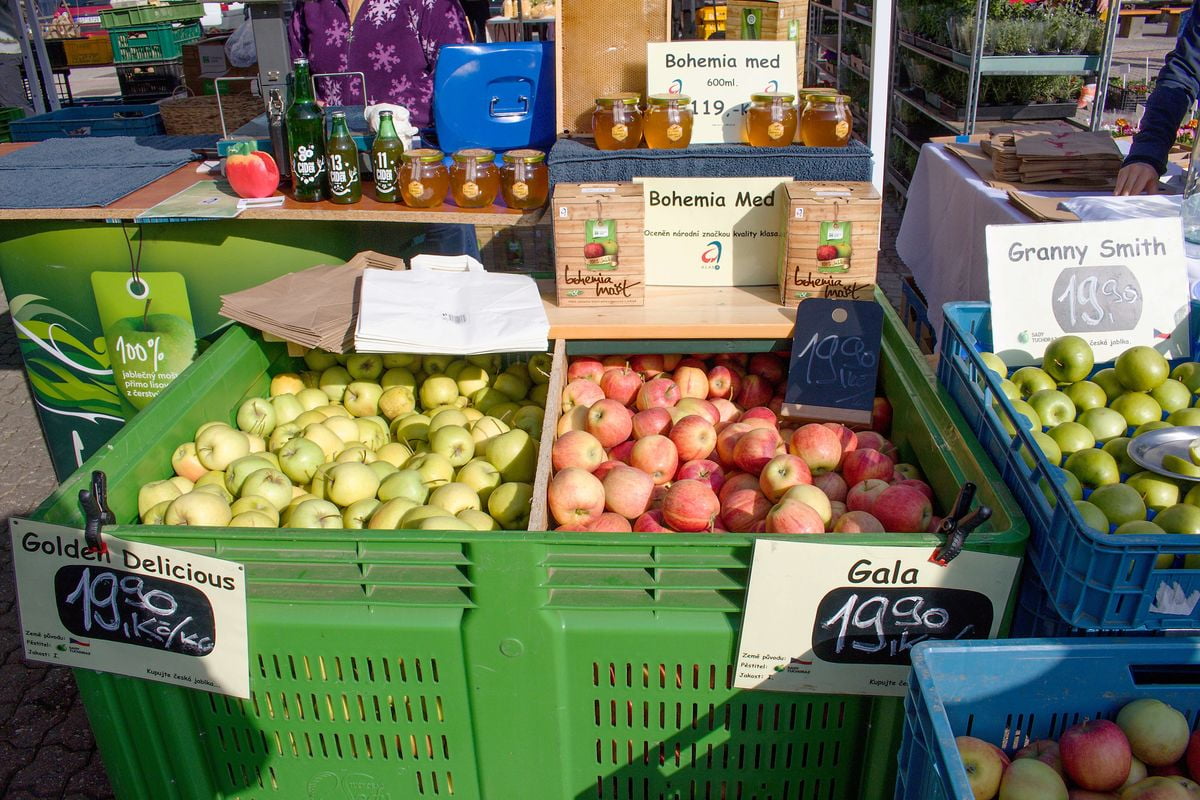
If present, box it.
[795,333,876,389]
[821,592,967,659]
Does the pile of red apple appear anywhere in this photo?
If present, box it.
[546,352,940,534]
[956,698,1200,800]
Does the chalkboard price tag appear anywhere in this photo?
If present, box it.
[733,541,1020,696]
[780,297,883,425]
[11,519,249,698]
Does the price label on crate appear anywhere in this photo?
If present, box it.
[780,298,882,425]
[646,41,797,144]
[10,519,249,698]
[986,218,1191,365]
[733,541,1019,696]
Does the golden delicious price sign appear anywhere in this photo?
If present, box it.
[10,519,249,698]
[985,218,1191,365]
[733,541,1019,696]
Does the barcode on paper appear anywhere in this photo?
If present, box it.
[442,313,468,324]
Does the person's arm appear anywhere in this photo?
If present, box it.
[416,0,471,71]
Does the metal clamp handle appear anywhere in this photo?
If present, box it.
[490,94,529,117]
[310,70,370,108]
[213,75,263,139]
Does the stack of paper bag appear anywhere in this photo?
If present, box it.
[354,262,549,355]
[983,128,1122,185]
[218,251,406,353]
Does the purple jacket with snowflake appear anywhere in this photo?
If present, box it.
[288,0,469,127]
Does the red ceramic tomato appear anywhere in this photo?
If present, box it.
[225,142,280,199]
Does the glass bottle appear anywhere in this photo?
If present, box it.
[500,149,549,209]
[800,93,853,147]
[592,94,643,150]
[644,93,694,149]
[286,58,326,202]
[450,148,499,208]
[371,110,404,203]
[744,92,797,147]
[326,112,361,204]
[399,149,449,208]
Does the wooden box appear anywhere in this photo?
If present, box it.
[725,0,808,91]
[552,183,645,307]
[477,210,554,275]
[778,181,881,306]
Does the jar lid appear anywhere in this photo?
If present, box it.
[801,88,841,98]
[806,92,849,103]
[401,148,445,163]
[647,93,691,106]
[503,148,546,164]
[595,93,641,107]
[453,148,496,162]
[750,91,796,103]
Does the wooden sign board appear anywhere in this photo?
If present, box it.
[10,519,249,698]
[733,541,1021,696]
[780,297,882,424]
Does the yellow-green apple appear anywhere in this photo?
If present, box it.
[567,357,605,383]
[1067,380,1108,412]
[163,491,233,527]
[324,462,380,507]
[319,402,352,419]
[601,465,656,520]
[378,468,429,504]
[167,476,194,495]
[893,463,924,482]
[781,484,832,524]
[422,354,454,375]
[1151,380,1192,414]
[1000,757,1068,800]
[789,423,844,475]
[629,354,665,379]
[832,510,884,533]
[487,481,532,528]
[1060,719,1132,791]
[318,365,352,402]
[456,459,502,505]
[632,407,673,439]
[720,488,772,532]
[472,415,511,447]
[675,397,720,426]
[527,353,552,385]
[466,386,501,414]
[461,406,484,423]
[1119,777,1192,799]
[429,482,482,515]
[956,735,1006,800]
[871,484,932,532]
[1124,756,1149,789]
[552,430,605,472]
[732,428,783,474]
[194,471,233,503]
[453,508,497,531]
[846,479,889,513]
[1044,335,1095,383]
[296,387,330,412]
[288,498,344,528]
[676,459,725,493]
[139,479,183,519]
[418,375,458,409]
[512,405,545,439]
[765,498,824,533]
[599,367,643,406]
[630,434,679,485]
[281,492,317,524]
[1077,408,1129,444]
[1049,422,1097,456]
[1015,739,1062,775]
[711,398,741,426]
[172,441,207,481]
[1116,346,1170,393]
[669,415,717,462]
[342,498,380,528]
[1171,361,1200,391]
[1012,365,1057,399]
[391,413,431,447]
[759,454,812,502]
[381,367,417,391]
[230,510,277,528]
[673,365,709,400]
[293,409,326,430]
[1111,393,1163,427]
[1169,408,1200,427]
[268,422,302,453]
[529,383,549,407]
[562,378,606,412]
[1135,421,1173,438]
[318,415,357,445]
[194,420,227,438]
[365,497,416,529]
[842,448,895,487]
[368,442,408,470]
[453,364,490,397]
[429,424,475,467]
[1064,449,1121,491]
[297,423,339,462]
[400,505,445,528]
[1099,437,1137,475]
[1030,389,1077,428]
[1000,398,1041,435]
[813,471,849,503]
[548,467,605,527]
[1126,471,1181,512]
[230,496,279,524]
[586,398,634,448]
[1089,483,1147,527]
[352,418,387,451]
[633,509,671,532]
[1117,700,1190,767]
[1023,430,1063,470]
[707,365,734,399]
[196,425,250,471]
[336,382,378,418]
[407,452,455,491]
[1154,503,1200,534]
[240,468,294,511]
[486,429,538,482]
[270,372,306,397]
[224,455,275,495]
[237,397,277,437]
[303,349,338,371]
[636,377,681,411]
[662,479,721,531]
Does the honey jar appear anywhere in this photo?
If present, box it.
[449,148,499,208]
[398,148,449,208]
[743,92,797,147]
[644,93,693,149]
[592,94,643,150]
[500,149,549,210]
[801,93,853,147]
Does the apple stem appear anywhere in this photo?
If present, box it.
[142,298,152,331]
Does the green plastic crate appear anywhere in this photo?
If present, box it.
[100,2,203,29]
[109,20,202,63]
[0,106,26,143]
[31,292,1028,800]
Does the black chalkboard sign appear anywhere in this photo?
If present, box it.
[781,298,883,424]
[54,564,216,657]
[811,585,994,666]
[1051,265,1143,333]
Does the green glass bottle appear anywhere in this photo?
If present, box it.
[371,110,404,203]
[326,112,362,204]
[286,58,326,202]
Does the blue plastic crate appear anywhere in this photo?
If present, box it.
[937,301,1200,631]
[1010,558,1166,638]
[895,637,1200,800]
[10,104,163,140]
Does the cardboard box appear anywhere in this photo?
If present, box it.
[552,183,645,307]
[778,181,881,305]
[725,0,807,90]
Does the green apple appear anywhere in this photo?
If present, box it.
[1102,437,1138,475]
[296,388,330,412]
[468,353,502,372]
[1024,430,1063,468]
[998,379,1020,401]
[1191,438,1200,467]
[528,353,553,385]
[458,508,500,531]
[224,455,277,495]
[471,416,511,448]
[368,460,398,482]
[485,428,538,482]
[415,515,475,532]
[1169,408,1200,427]
[240,468,295,511]
[529,383,549,407]
[168,476,194,495]
[456,459,503,505]
[1185,483,1200,507]
[303,348,338,371]
[268,422,303,453]
[1133,420,1172,438]
[302,422,343,461]
[1064,380,1107,413]
[391,413,431,446]
[441,360,467,381]
[105,310,196,410]
[335,444,374,464]
[1091,368,1125,403]
[345,354,383,381]
[401,504,448,528]
[1028,389,1076,428]
[1110,392,1162,427]
[429,425,476,467]
[141,499,173,526]
[471,387,508,414]
[422,354,455,375]
[1040,466,1082,508]
[354,417,389,451]
[171,441,206,482]
[307,462,335,501]
[1163,454,1200,478]
[195,425,251,471]
[236,397,276,437]
[999,398,1040,435]
[377,468,429,504]
[1042,335,1094,384]
[377,387,416,422]
[512,405,545,439]
[375,442,414,469]
[277,437,326,485]
[1171,361,1200,393]
[1126,470,1181,512]
[419,375,459,409]
[1115,345,1170,392]
[487,481,533,529]
[1151,379,1192,414]
[489,402,521,425]
[193,482,234,504]
[163,490,232,527]
[428,482,482,516]
[429,408,470,433]
[492,372,529,402]
[1074,500,1110,533]
[1077,407,1129,443]
[1089,483,1147,527]
[407,452,456,490]
[342,382,383,418]
[342,498,381,529]
[1154,503,1200,534]
[978,351,1008,378]
[1064,448,1120,490]
[287,498,344,529]
[367,498,417,529]
[138,479,183,519]
[1115,519,1167,535]
[455,365,491,397]
[319,365,353,402]
[1048,421,1096,456]
[505,365,531,387]
[325,462,381,507]
[230,495,279,525]
[381,367,417,391]
[382,353,419,369]
[1011,366,1056,400]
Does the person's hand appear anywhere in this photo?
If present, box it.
[1114,162,1159,196]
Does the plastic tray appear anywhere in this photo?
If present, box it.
[30,296,1027,800]
[109,20,201,63]
[9,104,163,140]
[938,301,1200,631]
[895,637,1200,800]
[100,1,202,27]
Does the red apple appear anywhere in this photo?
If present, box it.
[856,431,899,461]
[846,478,890,512]
[1061,719,1132,792]
[816,244,839,261]
[629,435,679,485]
[602,465,655,520]
[956,736,1005,800]
[629,354,665,379]
[828,500,847,527]
[609,440,636,464]
[733,428,784,474]
[676,459,725,493]
[599,368,643,407]
[873,396,893,434]
[895,478,934,501]
[662,479,721,532]
[871,485,933,533]
[711,398,742,427]
[759,454,813,502]
[583,242,606,260]
[823,423,859,460]
[721,488,772,532]
[768,396,784,417]
[708,366,734,399]
[842,448,896,487]
[1148,764,1186,777]
[749,353,786,386]
[927,515,944,534]
[718,472,760,506]
[586,511,633,532]
[736,374,773,409]
[552,430,606,472]
[669,415,718,462]
[567,357,604,383]
[636,377,681,411]
[741,406,777,425]
[1068,791,1120,799]
[676,397,720,426]
[676,357,707,370]
[648,484,668,511]
[593,460,624,481]
[789,423,845,475]
[1185,731,1200,781]
[548,467,606,527]
[765,498,825,534]
[1015,740,1063,776]
[715,422,753,467]
[674,365,710,400]
[832,510,885,533]
[633,508,671,532]
[586,398,634,448]
[562,378,606,411]
[631,407,673,439]
[714,352,748,369]
[601,355,628,371]
[813,472,849,503]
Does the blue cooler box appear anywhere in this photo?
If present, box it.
[433,42,555,154]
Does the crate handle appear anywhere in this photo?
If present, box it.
[1129,664,1200,685]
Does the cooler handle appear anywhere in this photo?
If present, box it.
[490,95,529,118]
